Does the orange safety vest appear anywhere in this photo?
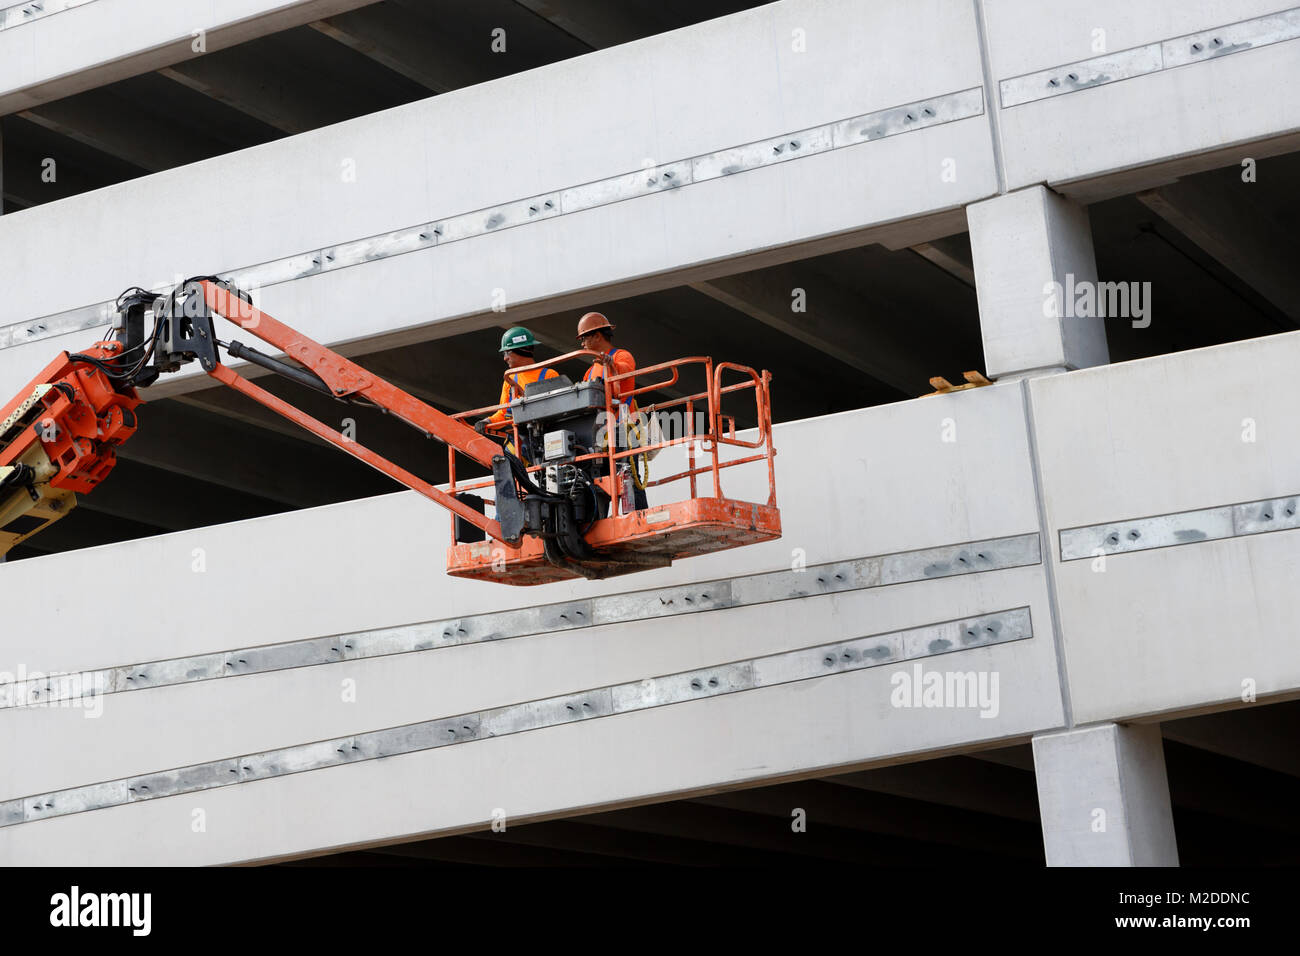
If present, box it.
[583,348,637,409]
[489,366,559,423]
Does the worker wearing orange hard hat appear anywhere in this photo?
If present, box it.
[577,312,647,511]
[577,312,636,407]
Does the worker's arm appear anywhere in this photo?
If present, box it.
[486,379,512,424]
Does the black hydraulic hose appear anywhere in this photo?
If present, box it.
[506,451,561,501]
[224,340,334,396]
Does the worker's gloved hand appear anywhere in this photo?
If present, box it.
[474,419,488,435]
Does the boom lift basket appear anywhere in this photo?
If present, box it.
[445,354,781,585]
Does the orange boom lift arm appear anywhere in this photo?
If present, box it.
[0,278,780,584]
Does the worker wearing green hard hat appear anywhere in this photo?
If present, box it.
[498,326,538,353]
[475,326,558,435]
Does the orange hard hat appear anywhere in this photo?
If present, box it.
[576,311,615,341]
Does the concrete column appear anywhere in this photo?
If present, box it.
[967,185,1108,379]
[1032,723,1179,867]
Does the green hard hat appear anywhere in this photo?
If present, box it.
[499,326,538,352]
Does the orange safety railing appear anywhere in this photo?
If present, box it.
[446,349,776,535]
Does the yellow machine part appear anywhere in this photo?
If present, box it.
[0,444,77,559]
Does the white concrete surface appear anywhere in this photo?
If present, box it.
[3,0,1296,398]
[1029,331,1300,724]
[985,0,1300,194]
[0,0,378,113]
[4,637,1052,866]
[0,381,1067,863]
[1033,723,1179,866]
[5,322,1300,863]
[0,0,997,396]
[0,382,1042,674]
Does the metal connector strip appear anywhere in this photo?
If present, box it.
[0,86,983,351]
[999,5,1300,108]
[1059,493,1300,561]
[0,532,1040,710]
[0,606,1032,828]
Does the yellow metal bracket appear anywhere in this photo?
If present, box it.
[927,371,993,395]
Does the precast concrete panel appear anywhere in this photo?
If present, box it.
[1028,331,1300,723]
[0,382,1067,863]
[0,0,997,396]
[0,379,1044,673]
[983,0,1300,191]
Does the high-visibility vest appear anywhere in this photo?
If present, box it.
[583,348,637,410]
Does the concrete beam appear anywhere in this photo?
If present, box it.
[1032,723,1179,867]
[0,109,161,211]
[1137,175,1300,326]
[120,399,393,507]
[1162,704,1300,778]
[74,458,284,531]
[358,342,493,413]
[825,755,1039,822]
[172,391,330,447]
[691,263,933,397]
[511,0,671,48]
[310,0,593,95]
[174,373,453,463]
[1162,739,1300,835]
[388,0,590,72]
[969,745,1035,772]
[18,91,222,173]
[582,801,930,864]
[692,781,1041,859]
[1,506,168,556]
[159,44,348,135]
[911,236,976,289]
[0,137,126,208]
[467,818,787,865]
[309,2,486,93]
[370,835,606,866]
[171,339,480,448]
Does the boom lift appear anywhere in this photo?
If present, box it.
[0,279,780,584]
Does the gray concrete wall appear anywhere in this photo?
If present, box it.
[985,0,1300,195]
[1030,330,1300,724]
[0,381,1067,863]
[0,0,996,399]
[4,329,1300,863]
